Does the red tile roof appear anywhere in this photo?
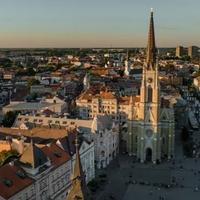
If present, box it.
[0,164,34,199]
[41,143,71,168]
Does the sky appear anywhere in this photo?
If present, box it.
[0,0,199,48]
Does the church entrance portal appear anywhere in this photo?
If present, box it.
[146,148,152,162]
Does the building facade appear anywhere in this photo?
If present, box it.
[126,11,175,163]
[0,142,72,200]
[89,115,119,169]
[175,46,184,58]
[56,132,95,183]
[188,46,199,58]
[13,113,119,169]
[0,131,95,200]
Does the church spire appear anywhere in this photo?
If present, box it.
[72,135,84,180]
[146,8,156,69]
[66,133,88,200]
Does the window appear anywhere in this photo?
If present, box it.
[101,151,105,157]
[162,137,165,145]
[147,85,153,103]
[40,190,47,200]
[25,193,29,200]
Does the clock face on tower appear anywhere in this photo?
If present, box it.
[146,129,153,137]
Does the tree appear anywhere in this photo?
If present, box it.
[27,78,40,88]
[26,67,36,76]
[31,92,38,100]
[2,111,19,127]
[0,58,12,68]
[0,150,19,166]
[16,67,36,76]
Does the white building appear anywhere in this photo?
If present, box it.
[30,85,53,95]
[13,113,119,170]
[3,96,67,114]
[83,73,90,90]
[89,115,119,169]
[0,142,71,200]
[56,131,95,183]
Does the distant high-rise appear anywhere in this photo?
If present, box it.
[176,46,184,58]
[188,46,199,58]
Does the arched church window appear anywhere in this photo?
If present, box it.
[162,137,165,145]
[147,85,153,103]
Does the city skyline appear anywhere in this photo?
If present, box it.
[0,0,200,48]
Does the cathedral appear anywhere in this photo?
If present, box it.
[127,10,175,163]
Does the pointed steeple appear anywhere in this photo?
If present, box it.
[83,73,90,90]
[66,133,88,200]
[72,135,84,180]
[124,49,130,76]
[146,8,157,69]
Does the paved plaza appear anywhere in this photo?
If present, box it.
[93,154,200,200]
[92,117,200,200]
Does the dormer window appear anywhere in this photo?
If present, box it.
[16,170,26,179]
[3,179,13,187]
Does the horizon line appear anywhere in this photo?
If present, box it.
[0,47,186,50]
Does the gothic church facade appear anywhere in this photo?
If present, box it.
[127,11,175,163]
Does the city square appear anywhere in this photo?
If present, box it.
[0,1,200,200]
[93,129,200,200]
